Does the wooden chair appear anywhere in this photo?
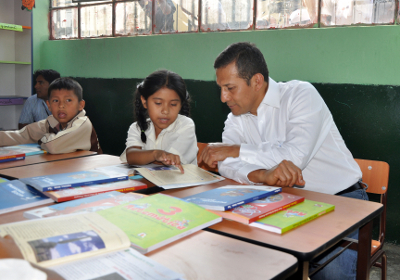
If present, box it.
[197,142,219,173]
[354,158,389,280]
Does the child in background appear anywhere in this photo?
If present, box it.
[120,70,198,173]
[0,78,102,154]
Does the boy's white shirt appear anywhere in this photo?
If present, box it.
[120,114,198,165]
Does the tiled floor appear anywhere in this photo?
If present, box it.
[369,243,400,280]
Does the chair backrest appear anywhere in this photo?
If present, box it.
[197,142,219,173]
[354,159,389,195]
[354,158,389,246]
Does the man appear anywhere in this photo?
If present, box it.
[18,69,60,129]
[139,0,176,33]
[198,42,366,279]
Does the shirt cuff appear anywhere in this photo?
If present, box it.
[237,163,266,185]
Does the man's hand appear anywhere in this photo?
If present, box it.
[248,160,305,187]
[198,143,240,168]
[153,150,184,173]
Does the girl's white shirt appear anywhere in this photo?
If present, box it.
[120,114,198,165]
[0,259,46,280]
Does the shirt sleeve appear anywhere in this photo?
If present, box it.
[0,121,47,147]
[219,83,332,184]
[18,97,35,124]
[165,117,198,165]
[40,116,93,154]
[119,123,143,162]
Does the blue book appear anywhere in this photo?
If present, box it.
[0,177,9,183]
[0,155,25,163]
[183,185,282,211]
[0,143,46,156]
[0,180,53,214]
[20,170,129,192]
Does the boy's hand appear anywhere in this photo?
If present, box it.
[153,150,184,173]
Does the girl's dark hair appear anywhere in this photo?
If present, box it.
[135,69,191,143]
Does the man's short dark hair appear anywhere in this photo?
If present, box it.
[33,69,61,84]
[48,78,83,101]
[214,42,269,85]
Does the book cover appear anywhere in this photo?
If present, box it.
[250,199,335,234]
[210,192,305,224]
[20,169,129,192]
[0,180,53,215]
[0,149,25,163]
[43,179,147,202]
[183,185,282,211]
[0,177,9,183]
[0,212,131,268]
[24,192,146,219]
[134,164,225,189]
[97,193,222,253]
[0,143,46,156]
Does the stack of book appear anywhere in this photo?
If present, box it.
[182,185,334,234]
[0,144,47,163]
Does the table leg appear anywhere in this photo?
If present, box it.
[287,260,309,280]
[356,220,372,280]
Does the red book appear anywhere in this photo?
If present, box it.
[209,192,305,224]
[0,150,25,163]
[44,180,147,202]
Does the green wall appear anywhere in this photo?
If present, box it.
[33,5,400,243]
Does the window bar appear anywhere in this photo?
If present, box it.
[78,3,81,39]
[112,0,116,36]
[317,0,321,27]
[151,0,155,34]
[198,0,202,32]
[253,0,257,30]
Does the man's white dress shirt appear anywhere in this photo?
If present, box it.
[219,78,361,194]
[120,114,198,165]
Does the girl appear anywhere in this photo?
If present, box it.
[120,70,198,173]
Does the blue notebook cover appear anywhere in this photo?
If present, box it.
[0,143,46,156]
[0,180,53,214]
[184,185,282,211]
[0,155,25,163]
[20,170,129,192]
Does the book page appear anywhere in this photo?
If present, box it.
[51,248,185,280]
[135,164,224,188]
[0,213,130,267]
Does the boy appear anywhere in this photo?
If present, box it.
[0,78,102,154]
[19,69,61,129]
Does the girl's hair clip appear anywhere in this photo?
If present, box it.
[186,91,189,99]
[137,81,144,89]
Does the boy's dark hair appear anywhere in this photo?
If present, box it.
[214,42,269,85]
[33,69,61,84]
[135,69,190,143]
[48,78,83,101]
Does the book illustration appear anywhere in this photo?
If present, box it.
[0,180,53,215]
[134,163,224,189]
[28,230,105,263]
[97,193,222,253]
[21,169,129,192]
[184,185,282,211]
[0,143,46,156]
[250,199,335,234]
[43,179,147,202]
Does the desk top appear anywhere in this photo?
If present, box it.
[0,151,96,170]
[162,181,383,261]
[0,192,298,280]
[0,154,121,179]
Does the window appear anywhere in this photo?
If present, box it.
[50,0,397,40]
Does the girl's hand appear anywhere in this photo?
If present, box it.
[153,150,184,173]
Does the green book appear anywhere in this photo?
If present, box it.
[97,193,222,253]
[250,200,335,234]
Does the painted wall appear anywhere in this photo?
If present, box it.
[32,4,400,243]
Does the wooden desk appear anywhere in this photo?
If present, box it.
[162,181,383,280]
[0,154,121,179]
[0,201,298,280]
[0,151,96,170]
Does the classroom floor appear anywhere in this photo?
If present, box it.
[369,242,400,280]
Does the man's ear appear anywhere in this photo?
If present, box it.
[251,73,265,92]
[79,100,85,111]
[141,96,147,109]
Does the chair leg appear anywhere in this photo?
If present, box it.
[381,252,387,280]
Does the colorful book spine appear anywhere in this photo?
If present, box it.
[0,156,25,163]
